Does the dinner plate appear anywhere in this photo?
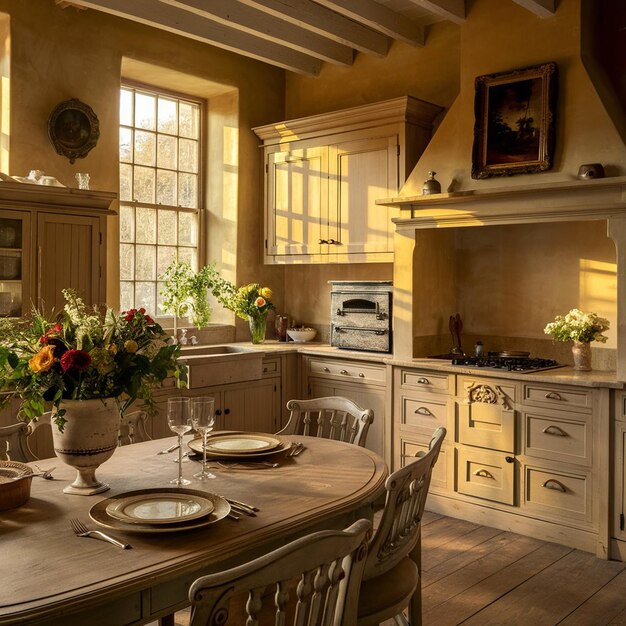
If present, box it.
[90,489,230,534]
[188,437,292,459]
[105,491,215,525]
[0,462,32,484]
[203,433,282,454]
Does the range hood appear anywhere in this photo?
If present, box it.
[377,0,626,380]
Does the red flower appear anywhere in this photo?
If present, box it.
[60,349,92,373]
[40,323,63,344]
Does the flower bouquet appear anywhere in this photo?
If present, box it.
[0,289,185,429]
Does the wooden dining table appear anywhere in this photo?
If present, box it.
[0,435,387,626]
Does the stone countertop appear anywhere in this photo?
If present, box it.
[180,342,624,388]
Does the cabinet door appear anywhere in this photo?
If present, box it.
[244,379,280,433]
[37,213,101,312]
[309,378,386,460]
[267,146,328,256]
[615,421,626,542]
[0,209,31,318]
[221,388,246,431]
[328,135,398,255]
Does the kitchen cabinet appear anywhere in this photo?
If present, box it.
[392,365,612,558]
[0,183,115,316]
[303,355,387,461]
[613,392,626,559]
[254,96,443,264]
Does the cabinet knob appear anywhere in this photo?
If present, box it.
[358,373,365,378]
[505,456,515,463]
[417,377,430,385]
[340,369,350,375]
[323,367,330,372]
[545,391,563,401]
[224,408,230,415]
[215,410,222,416]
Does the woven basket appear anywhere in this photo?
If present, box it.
[0,461,33,511]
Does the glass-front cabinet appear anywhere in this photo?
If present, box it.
[0,209,30,317]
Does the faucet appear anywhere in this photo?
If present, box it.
[178,328,188,345]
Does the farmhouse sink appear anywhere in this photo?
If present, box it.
[178,345,265,388]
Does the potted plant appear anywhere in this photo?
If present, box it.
[544,308,610,371]
[0,289,185,494]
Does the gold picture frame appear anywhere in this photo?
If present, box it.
[471,62,557,179]
[48,98,100,164]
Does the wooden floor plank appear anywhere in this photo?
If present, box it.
[464,550,625,626]
[422,509,444,526]
[560,568,626,625]
[422,524,503,573]
[424,541,571,626]
[421,516,481,551]
[423,533,546,614]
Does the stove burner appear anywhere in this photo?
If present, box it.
[451,353,562,373]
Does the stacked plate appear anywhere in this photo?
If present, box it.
[89,488,230,533]
[188,432,291,460]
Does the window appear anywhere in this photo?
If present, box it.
[119,84,202,315]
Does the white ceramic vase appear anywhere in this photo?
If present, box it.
[51,398,120,495]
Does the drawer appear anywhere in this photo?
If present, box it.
[456,446,515,505]
[457,400,515,453]
[397,369,453,395]
[308,358,385,385]
[523,383,592,412]
[262,357,281,377]
[400,438,450,491]
[523,465,591,524]
[458,376,518,404]
[523,409,591,467]
[399,394,451,432]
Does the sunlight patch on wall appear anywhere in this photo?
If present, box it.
[222,125,238,224]
[579,257,617,347]
[0,15,9,174]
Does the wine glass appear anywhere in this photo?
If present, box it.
[167,397,192,485]
[191,397,216,480]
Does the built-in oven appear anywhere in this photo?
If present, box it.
[329,281,392,353]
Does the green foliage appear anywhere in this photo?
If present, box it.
[544,309,610,343]
[210,280,274,321]
[159,262,219,329]
[0,290,186,430]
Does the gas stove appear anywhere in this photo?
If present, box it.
[450,353,564,373]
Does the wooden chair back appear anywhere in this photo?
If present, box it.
[279,396,374,448]
[364,426,446,580]
[0,413,51,462]
[118,410,151,446]
[189,518,372,626]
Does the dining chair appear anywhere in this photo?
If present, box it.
[118,410,151,446]
[278,396,374,448]
[357,426,446,626]
[0,413,51,462]
[188,518,372,626]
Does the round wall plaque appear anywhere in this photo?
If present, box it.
[48,98,100,164]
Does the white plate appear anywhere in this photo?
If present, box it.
[90,489,230,534]
[105,492,214,525]
[188,436,292,459]
[204,433,282,454]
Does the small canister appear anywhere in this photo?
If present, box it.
[422,171,441,195]
[474,341,484,357]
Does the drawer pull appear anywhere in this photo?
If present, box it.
[417,377,430,385]
[542,479,567,493]
[340,369,350,375]
[474,469,495,479]
[545,391,563,401]
[358,373,365,378]
[323,367,330,372]
[414,407,433,416]
[263,367,268,373]
[542,425,568,437]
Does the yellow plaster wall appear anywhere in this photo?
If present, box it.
[1,0,284,317]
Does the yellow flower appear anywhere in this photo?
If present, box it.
[108,344,118,355]
[259,287,272,300]
[124,340,138,353]
[29,345,56,373]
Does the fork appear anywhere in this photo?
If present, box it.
[69,518,132,549]
[217,461,280,469]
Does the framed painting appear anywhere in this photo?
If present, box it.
[471,62,557,179]
[48,98,100,164]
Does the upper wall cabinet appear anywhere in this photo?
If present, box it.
[0,183,116,316]
[254,97,443,265]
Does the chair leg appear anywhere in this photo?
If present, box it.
[408,533,422,626]
[393,612,411,626]
[159,614,175,626]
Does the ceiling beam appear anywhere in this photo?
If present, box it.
[65,0,322,75]
[408,0,465,24]
[241,0,389,56]
[314,0,424,46]
[511,0,556,18]
[158,0,353,65]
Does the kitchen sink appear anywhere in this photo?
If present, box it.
[177,345,265,388]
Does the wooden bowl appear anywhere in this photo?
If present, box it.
[0,461,33,511]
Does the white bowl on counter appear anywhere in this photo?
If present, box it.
[287,328,317,343]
